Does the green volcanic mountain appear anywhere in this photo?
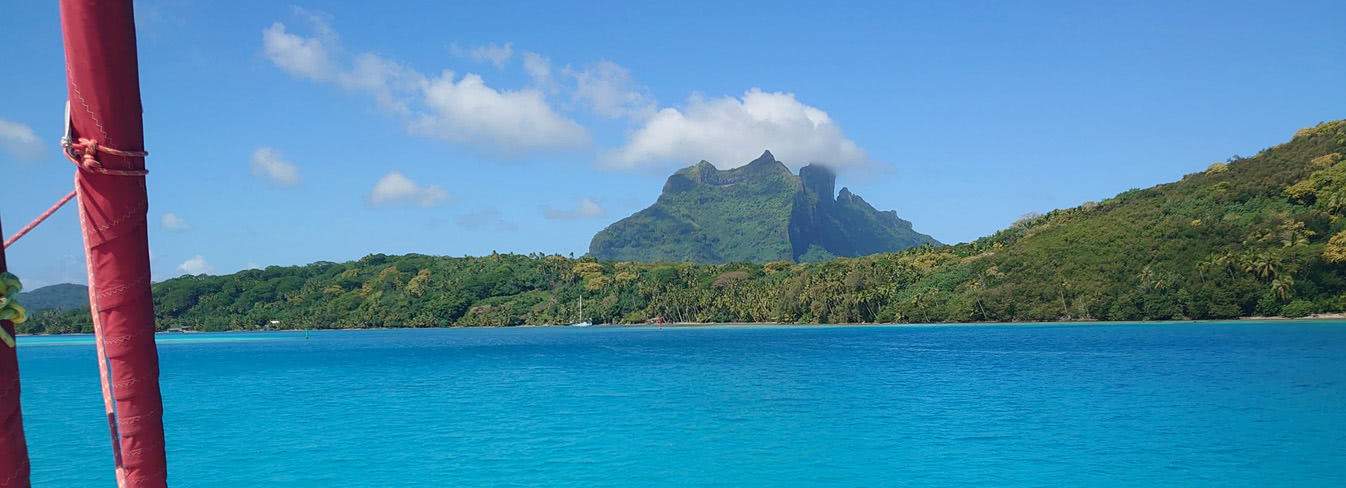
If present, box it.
[589,151,939,263]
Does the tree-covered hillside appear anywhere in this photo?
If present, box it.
[22,120,1346,333]
[15,283,88,313]
[589,151,939,263]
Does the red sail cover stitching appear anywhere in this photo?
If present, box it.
[60,1,169,486]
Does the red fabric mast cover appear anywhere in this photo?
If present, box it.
[60,1,168,486]
[0,218,32,487]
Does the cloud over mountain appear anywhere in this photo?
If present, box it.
[603,89,869,171]
[261,11,868,169]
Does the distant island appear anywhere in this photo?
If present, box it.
[15,283,88,313]
[589,150,939,263]
[19,120,1346,333]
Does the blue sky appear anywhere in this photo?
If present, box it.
[2,0,1344,288]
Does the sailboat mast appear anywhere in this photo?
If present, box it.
[59,1,169,486]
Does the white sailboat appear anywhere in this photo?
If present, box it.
[570,296,592,327]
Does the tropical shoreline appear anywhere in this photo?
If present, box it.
[16,313,1346,337]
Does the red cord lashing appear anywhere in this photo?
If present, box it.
[64,137,149,177]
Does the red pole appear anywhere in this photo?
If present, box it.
[59,1,168,486]
[0,217,33,487]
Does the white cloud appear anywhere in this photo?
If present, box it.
[0,118,43,160]
[450,42,514,68]
[260,12,865,169]
[410,71,589,151]
[250,147,301,186]
[566,60,655,119]
[603,88,869,171]
[262,15,586,153]
[161,213,189,231]
[245,262,262,270]
[457,207,516,231]
[367,171,450,207]
[262,22,334,81]
[522,51,553,88]
[543,198,605,220]
[337,53,423,114]
[177,255,214,275]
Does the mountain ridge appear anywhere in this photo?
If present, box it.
[590,151,939,263]
[15,283,88,314]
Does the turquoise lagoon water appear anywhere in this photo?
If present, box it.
[17,323,1346,487]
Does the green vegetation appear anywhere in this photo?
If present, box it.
[15,283,88,313]
[21,120,1346,333]
[588,150,939,263]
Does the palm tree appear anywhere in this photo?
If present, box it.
[1271,275,1294,303]
[1200,258,1222,285]
[1213,251,1237,279]
[1279,221,1314,248]
[1242,252,1279,281]
[1324,190,1346,215]
[1138,264,1156,291]
[1282,232,1311,248]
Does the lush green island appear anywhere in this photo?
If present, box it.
[20,120,1346,333]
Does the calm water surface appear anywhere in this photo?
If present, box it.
[18,322,1346,487]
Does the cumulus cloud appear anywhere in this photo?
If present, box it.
[261,12,868,167]
[265,14,422,114]
[543,198,604,220]
[0,118,43,160]
[450,42,514,68]
[161,213,189,231]
[457,207,516,231]
[177,255,214,275]
[250,147,301,185]
[603,88,869,171]
[410,71,589,151]
[367,171,450,207]
[262,21,334,81]
[566,60,655,119]
[262,13,586,153]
